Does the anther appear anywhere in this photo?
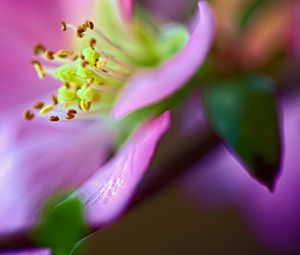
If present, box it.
[86,20,94,30]
[64,82,71,89]
[45,50,55,60]
[66,115,75,120]
[33,101,45,109]
[40,104,54,115]
[57,50,68,58]
[66,109,77,120]
[70,53,78,61]
[51,95,58,105]
[49,116,60,122]
[81,61,89,68]
[79,100,91,112]
[31,60,45,79]
[68,109,77,115]
[89,38,96,49]
[61,21,67,31]
[33,43,46,55]
[23,110,35,121]
[86,77,94,85]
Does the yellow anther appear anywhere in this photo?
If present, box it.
[31,60,45,79]
[95,58,107,69]
[23,110,35,121]
[57,50,69,58]
[79,100,91,112]
[40,104,54,115]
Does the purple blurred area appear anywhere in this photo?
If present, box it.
[1,0,300,254]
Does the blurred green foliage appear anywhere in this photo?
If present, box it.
[239,0,272,31]
[32,194,88,255]
[204,75,281,190]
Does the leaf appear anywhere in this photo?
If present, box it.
[239,0,272,31]
[32,194,88,255]
[203,75,281,190]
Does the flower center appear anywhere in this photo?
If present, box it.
[26,20,134,122]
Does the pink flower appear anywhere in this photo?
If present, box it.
[0,0,214,246]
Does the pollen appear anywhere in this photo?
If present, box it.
[40,104,54,115]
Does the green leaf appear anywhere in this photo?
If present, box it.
[239,0,272,31]
[32,194,88,255]
[203,75,281,190]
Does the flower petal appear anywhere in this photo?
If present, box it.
[75,111,171,227]
[0,1,70,110]
[119,0,134,22]
[0,117,113,236]
[113,1,215,119]
[0,249,51,255]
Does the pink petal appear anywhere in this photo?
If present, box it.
[0,1,70,110]
[119,0,134,22]
[0,117,113,236]
[75,111,171,227]
[0,249,51,255]
[113,1,215,119]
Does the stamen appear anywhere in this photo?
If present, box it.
[31,60,45,79]
[23,110,35,121]
[61,21,67,31]
[86,20,94,30]
[33,43,46,56]
[33,101,45,109]
[51,95,58,105]
[57,50,69,59]
[45,50,55,60]
[40,104,54,115]
[79,101,91,112]
[90,38,132,70]
[30,19,136,122]
[66,109,77,120]
[49,116,60,122]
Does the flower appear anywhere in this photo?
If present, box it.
[27,0,214,121]
[0,0,214,247]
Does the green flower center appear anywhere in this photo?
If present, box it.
[25,13,188,122]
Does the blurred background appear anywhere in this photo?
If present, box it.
[84,184,272,255]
